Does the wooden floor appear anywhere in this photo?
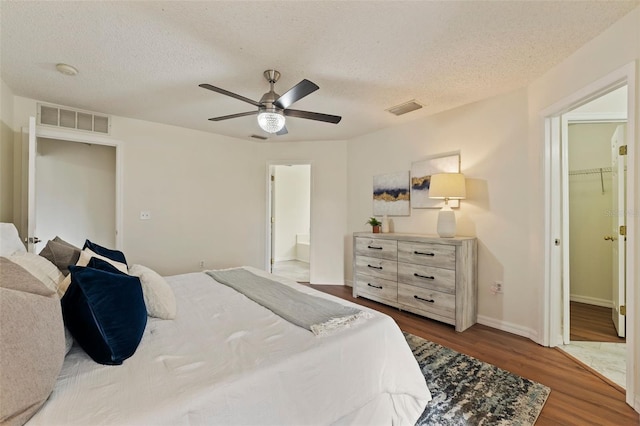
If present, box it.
[571,301,626,343]
[309,284,639,426]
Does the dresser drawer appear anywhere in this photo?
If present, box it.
[398,283,455,322]
[355,255,397,282]
[398,241,455,270]
[355,274,398,303]
[355,237,398,261]
[398,262,455,294]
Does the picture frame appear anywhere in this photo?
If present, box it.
[372,171,410,216]
[410,153,460,208]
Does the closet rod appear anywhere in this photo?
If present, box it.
[568,167,610,194]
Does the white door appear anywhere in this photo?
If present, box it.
[611,125,626,337]
[22,116,39,252]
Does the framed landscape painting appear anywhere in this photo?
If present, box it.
[373,171,410,216]
[410,154,460,208]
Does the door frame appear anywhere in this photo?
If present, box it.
[22,121,124,249]
[542,62,636,408]
[265,160,313,276]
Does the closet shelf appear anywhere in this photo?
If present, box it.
[568,167,612,176]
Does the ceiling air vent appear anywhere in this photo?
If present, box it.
[386,99,424,116]
[250,134,269,140]
[38,103,111,134]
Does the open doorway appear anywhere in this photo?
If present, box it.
[34,137,116,251]
[559,88,627,387]
[268,164,311,283]
[543,62,636,409]
[22,119,122,253]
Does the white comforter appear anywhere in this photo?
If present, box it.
[28,267,430,425]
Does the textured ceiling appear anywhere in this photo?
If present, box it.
[1,1,638,142]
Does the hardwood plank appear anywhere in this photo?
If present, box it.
[309,284,639,426]
[571,301,626,343]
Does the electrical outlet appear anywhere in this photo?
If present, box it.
[199,260,205,269]
[140,211,151,220]
[491,281,503,294]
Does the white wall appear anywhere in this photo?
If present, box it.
[568,123,619,306]
[274,165,310,261]
[35,137,116,249]
[0,78,14,223]
[11,95,348,284]
[347,87,533,335]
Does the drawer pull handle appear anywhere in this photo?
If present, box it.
[367,245,383,250]
[414,295,435,303]
[368,264,383,270]
[414,273,435,280]
[414,251,435,256]
[367,283,383,289]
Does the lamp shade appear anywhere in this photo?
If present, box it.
[429,173,466,200]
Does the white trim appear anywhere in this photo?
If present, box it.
[569,294,613,308]
[563,112,627,122]
[542,61,636,410]
[477,315,538,341]
[34,125,124,249]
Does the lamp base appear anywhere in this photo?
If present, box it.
[437,206,456,238]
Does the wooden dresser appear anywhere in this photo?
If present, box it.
[353,232,477,332]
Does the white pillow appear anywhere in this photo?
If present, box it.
[8,252,65,294]
[128,264,176,320]
[0,223,26,256]
[57,248,129,297]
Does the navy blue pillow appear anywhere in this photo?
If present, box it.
[61,264,147,365]
[86,256,126,274]
[83,239,128,266]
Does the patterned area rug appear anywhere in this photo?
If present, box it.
[405,332,550,425]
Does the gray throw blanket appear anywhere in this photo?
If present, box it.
[206,268,370,336]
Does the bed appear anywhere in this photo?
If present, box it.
[0,225,430,425]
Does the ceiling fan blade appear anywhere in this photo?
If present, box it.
[208,111,258,121]
[273,79,319,110]
[199,83,262,107]
[276,126,288,136]
[284,109,342,124]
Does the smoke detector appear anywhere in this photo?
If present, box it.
[56,63,79,76]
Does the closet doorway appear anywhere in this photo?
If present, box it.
[35,138,116,251]
[561,87,627,388]
[22,118,122,252]
[267,163,311,283]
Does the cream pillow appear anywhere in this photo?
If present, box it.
[0,222,26,256]
[128,264,176,320]
[8,252,65,294]
[57,248,128,297]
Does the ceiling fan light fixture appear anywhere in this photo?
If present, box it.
[257,111,285,133]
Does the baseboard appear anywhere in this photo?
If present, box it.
[570,294,612,308]
[477,315,538,342]
[345,279,353,288]
[635,394,640,414]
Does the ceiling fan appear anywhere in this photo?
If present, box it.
[199,70,341,135]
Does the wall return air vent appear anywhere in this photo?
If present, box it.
[37,103,111,135]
